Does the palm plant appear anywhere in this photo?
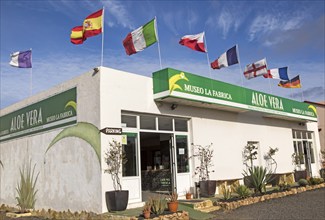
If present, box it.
[243,166,272,194]
[233,184,251,199]
[16,160,39,212]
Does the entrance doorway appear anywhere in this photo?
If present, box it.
[140,132,175,200]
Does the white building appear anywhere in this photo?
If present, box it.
[0,67,321,213]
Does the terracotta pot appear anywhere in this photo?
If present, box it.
[143,210,151,219]
[167,201,178,212]
[186,193,192,200]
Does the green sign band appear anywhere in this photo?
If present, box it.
[153,68,317,121]
[0,88,77,142]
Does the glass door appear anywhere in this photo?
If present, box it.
[121,133,142,203]
[303,140,312,176]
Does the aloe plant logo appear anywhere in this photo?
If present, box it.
[308,105,317,116]
[169,72,189,93]
[45,100,101,166]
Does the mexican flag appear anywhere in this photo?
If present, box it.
[123,18,158,55]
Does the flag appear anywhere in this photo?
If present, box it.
[179,32,206,53]
[211,45,238,69]
[123,18,158,56]
[83,9,103,38]
[263,67,289,80]
[244,58,268,79]
[9,50,32,68]
[70,26,86,45]
[278,75,301,88]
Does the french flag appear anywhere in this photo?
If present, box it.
[211,45,239,70]
[263,67,289,80]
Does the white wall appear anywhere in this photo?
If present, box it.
[2,67,319,213]
[0,69,102,212]
[98,67,321,210]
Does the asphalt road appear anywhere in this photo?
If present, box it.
[210,188,325,220]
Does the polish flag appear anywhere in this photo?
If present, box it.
[179,32,207,53]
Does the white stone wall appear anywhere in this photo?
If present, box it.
[0,69,102,212]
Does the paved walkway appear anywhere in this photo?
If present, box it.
[210,188,325,219]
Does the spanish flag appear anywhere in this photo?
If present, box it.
[83,9,103,38]
[278,75,301,88]
[70,26,86,44]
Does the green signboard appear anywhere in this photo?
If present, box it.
[153,68,317,121]
[0,87,77,142]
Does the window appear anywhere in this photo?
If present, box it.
[292,130,315,165]
[309,142,315,163]
[176,135,189,173]
[175,119,188,132]
[122,133,138,177]
[140,115,156,130]
[121,115,137,128]
[297,141,304,164]
[158,117,173,131]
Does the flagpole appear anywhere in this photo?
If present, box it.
[235,44,244,87]
[300,75,305,101]
[30,48,33,96]
[287,67,294,100]
[100,7,105,68]
[155,17,163,69]
[203,32,212,78]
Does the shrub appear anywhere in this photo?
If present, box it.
[308,177,324,185]
[16,160,39,212]
[298,178,308,186]
[220,185,232,200]
[278,182,291,191]
[243,166,272,194]
[167,191,178,202]
[149,195,166,215]
[233,185,251,199]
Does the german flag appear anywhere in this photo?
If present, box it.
[278,75,301,88]
[70,26,86,44]
[83,9,103,38]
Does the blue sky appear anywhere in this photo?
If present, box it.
[1,0,324,109]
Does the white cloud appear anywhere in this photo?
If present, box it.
[102,1,134,29]
[248,12,306,45]
[187,9,198,32]
[206,7,245,39]
[162,11,183,36]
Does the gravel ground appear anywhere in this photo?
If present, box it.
[210,188,325,220]
[1,188,325,220]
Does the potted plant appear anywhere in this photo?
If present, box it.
[142,201,151,219]
[291,152,307,181]
[167,191,178,213]
[191,143,217,197]
[185,189,192,200]
[104,140,129,212]
[242,143,258,188]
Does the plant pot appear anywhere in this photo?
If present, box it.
[186,193,192,200]
[199,180,217,197]
[167,201,178,212]
[143,211,151,219]
[320,168,325,178]
[294,170,307,181]
[105,190,129,211]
